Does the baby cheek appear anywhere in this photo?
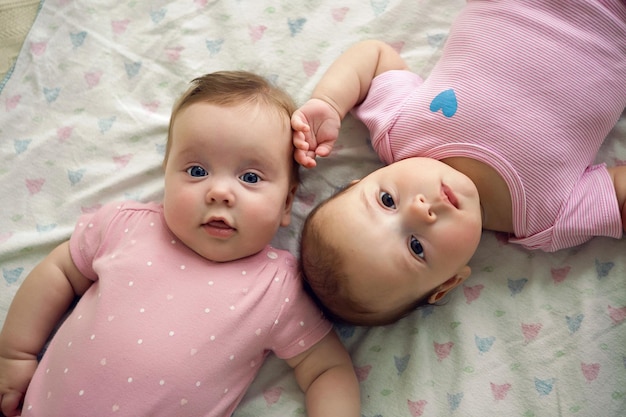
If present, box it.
[252,204,284,230]
[168,183,201,208]
[163,189,198,227]
[249,202,286,237]
[449,223,481,258]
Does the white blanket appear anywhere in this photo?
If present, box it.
[1,0,624,416]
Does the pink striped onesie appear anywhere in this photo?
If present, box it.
[353,0,626,251]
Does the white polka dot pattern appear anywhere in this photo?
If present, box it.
[22,202,331,416]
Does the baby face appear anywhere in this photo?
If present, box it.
[323,157,482,319]
[163,101,296,262]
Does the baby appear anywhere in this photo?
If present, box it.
[291,0,626,326]
[0,71,360,416]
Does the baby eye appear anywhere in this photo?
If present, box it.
[240,172,260,184]
[380,192,395,209]
[186,166,207,177]
[409,236,425,259]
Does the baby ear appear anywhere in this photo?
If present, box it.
[280,183,299,227]
[428,266,471,304]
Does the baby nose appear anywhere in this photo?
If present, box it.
[408,194,436,223]
[205,179,235,205]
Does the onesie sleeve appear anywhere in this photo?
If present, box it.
[68,202,126,280]
[269,272,332,360]
[351,70,423,164]
[511,163,623,251]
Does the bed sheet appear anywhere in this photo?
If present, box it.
[0,0,624,416]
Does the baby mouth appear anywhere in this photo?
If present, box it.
[441,184,459,209]
[203,219,236,238]
[208,220,231,229]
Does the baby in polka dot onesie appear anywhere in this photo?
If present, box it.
[0,71,360,417]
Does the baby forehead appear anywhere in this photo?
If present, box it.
[318,185,360,216]
[312,194,367,240]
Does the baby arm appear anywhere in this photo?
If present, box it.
[608,165,626,232]
[0,241,92,417]
[292,39,409,167]
[287,330,360,416]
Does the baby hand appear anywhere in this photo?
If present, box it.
[291,98,341,168]
[0,355,38,417]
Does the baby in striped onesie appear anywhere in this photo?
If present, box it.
[291,0,626,326]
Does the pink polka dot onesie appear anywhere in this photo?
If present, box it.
[22,202,331,416]
[353,0,626,251]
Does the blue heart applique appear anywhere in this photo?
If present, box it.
[430,88,458,117]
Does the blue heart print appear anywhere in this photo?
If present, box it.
[370,0,390,16]
[534,378,555,396]
[124,61,142,79]
[566,313,584,334]
[475,335,496,354]
[150,8,167,24]
[3,267,24,284]
[98,116,116,133]
[70,31,87,48]
[288,18,306,36]
[430,89,458,117]
[68,169,86,185]
[205,39,224,57]
[14,139,31,154]
[595,259,614,279]
[394,354,410,375]
[43,87,60,103]
[507,277,528,296]
[447,392,463,411]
